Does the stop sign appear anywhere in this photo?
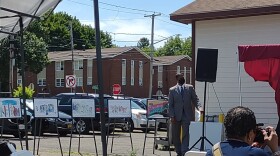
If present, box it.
[112,84,121,95]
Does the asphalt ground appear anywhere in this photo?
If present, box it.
[3,129,181,156]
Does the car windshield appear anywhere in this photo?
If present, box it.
[131,100,144,110]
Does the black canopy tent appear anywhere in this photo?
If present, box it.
[0,0,61,150]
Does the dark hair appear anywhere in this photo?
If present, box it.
[224,106,256,139]
[175,73,183,80]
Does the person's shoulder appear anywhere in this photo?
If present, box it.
[249,147,270,156]
[169,85,177,90]
[184,84,194,89]
[185,84,193,87]
[205,149,213,156]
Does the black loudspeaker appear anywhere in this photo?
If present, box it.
[196,48,218,82]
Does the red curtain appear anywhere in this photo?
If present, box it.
[238,45,280,115]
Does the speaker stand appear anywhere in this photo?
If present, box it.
[190,81,213,151]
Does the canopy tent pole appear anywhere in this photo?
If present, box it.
[19,16,29,150]
[0,7,40,19]
[0,30,17,35]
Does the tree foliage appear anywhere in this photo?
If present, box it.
[13,85,35,99]
[137,37,150,49]
[155,35,192,57]
[14,32,49,74]
[27,12,114,51]
[0,39,10,91]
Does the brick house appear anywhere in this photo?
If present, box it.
[14,47,151,98]
[152,55,192,96]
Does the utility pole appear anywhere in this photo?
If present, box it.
[93,0,107,155]
[70,22,74,93]
[145,13,161,98]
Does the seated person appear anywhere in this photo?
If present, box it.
[206,106,279,156]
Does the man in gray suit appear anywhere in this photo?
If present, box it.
[169,73,203,156]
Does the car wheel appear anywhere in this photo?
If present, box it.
[76,119,89,134]
[13,131,25,139]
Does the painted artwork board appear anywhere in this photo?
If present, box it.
[34,98,58,118]
[147,100,168,118]
[108,99,131,118]
[72,99,95,118]
[0,98,21,118]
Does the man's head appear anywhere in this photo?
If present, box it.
[224,106,257,139]
[176,73,185,85]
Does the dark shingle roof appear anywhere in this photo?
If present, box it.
[170,0,280,24]
[153,55,191,66]
[48,47,150,61]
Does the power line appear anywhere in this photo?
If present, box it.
[66,0,147,15]
[99,1,157,14]
[65,0,186,29]
[156,18,191,29]
[108,32,151,36]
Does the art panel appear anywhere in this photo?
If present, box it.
[108,99,131,118]
[0,98,21,118]
[147,100,168,117]
[34,99,58,118]
[72,99,95,118]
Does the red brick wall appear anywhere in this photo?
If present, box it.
[153,57,192,96]
[13,49,151,98]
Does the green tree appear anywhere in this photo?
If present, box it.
[155,35,192,57]
[137,37,150,49]
[0,39,10,91]
[14,32,49,74]
[27,12,114,51]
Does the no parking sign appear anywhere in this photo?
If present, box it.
[66,75,76,88]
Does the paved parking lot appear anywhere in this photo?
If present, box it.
[3,129,179,156]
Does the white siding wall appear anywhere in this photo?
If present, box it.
[195,14,280,127]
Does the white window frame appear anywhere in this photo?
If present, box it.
[76,77,83,86]
[184,67,187,81]
[74,60,83,70]
[122,59,126,85]
[87,59,93,68]
[177,66,180,74]
[131,60,134,86]
[17,79,22,86]
[87,77,92,85]
[38,78,46,86]
[139,61,143,86]
[55,61,64,71]
[55,78,64,87]
[158,65,163,72]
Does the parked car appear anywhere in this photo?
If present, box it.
[25,100,74,136]
[0,106,32,138]
[55,93,115,134]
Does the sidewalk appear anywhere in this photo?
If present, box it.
[11,130,179,156]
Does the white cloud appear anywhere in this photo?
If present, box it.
[80,18,172,48]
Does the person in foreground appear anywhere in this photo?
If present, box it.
[206,106,279,156]
[169,73,203,156]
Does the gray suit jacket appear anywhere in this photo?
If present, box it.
[168,84,201,122]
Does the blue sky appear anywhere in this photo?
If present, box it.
[55,0,194,48]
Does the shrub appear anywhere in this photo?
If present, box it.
[13,85,35,99]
